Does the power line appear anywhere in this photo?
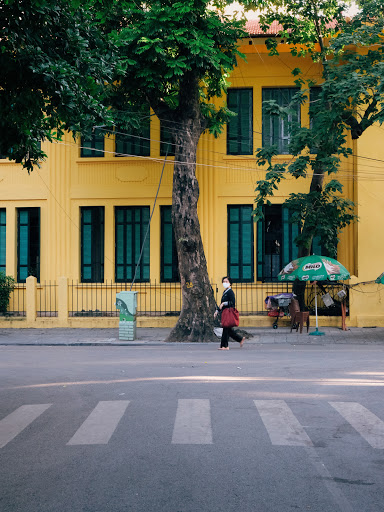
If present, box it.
[96,117,384,170]
[54,140,384,186]
[73,132,384,179]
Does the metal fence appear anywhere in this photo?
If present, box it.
[6,284,26,317]
[304,281,348,317]
[69,280,183,317]
[68,280,348,317]
[37,281,58,317]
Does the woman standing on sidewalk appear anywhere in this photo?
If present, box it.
[214,276,245,350]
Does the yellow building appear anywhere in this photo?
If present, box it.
[1,27,383,329]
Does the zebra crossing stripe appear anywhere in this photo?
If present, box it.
[67,401,130,445]
[254,400,313,447]
[0,404,52,449]
[172,399,213,444]
[329,402,384,449]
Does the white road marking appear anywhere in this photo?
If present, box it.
[254,400,313,446]
[329,401,384,449]
[172,399,213,444]
[67,401,130,445]
[0,404,52,449]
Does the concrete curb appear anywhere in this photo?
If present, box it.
[0,327,384,346]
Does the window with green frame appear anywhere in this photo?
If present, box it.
[1,141,41,160]
[81,207,104,283]
[160,121,175,156]
[311,235,328,256]
[257,205,299,282]
[115,118,150,157]
[0,209,6,274]
[80,130,104,157]
[262,87,300,154]
[17,207,40,283]
[227,205,254,282]
[160,206,179,282]
[227,88,253,155]
[115,206,150,282]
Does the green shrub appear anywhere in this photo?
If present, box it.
[0,273,15,314]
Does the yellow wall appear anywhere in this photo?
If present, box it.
[0,37,382,327]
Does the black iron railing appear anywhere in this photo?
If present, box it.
[37,281,58,317]
[6,284,26,317]
[67,280,348,317]
[68,280,183,317]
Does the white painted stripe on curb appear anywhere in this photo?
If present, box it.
[254,400,313,446]
[67,401,130,445]
[172,399,213,444]
[0,404,52,449]
[329,402,384,449]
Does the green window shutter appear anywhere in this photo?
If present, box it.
[161,206,179,282]
[115,113,150,157]
[259,204,282,282]
[262,88,273,149]
[81,130,105,157]
[17,208,40,283]
[256,217,264,281]
[262,88,300,154]
[227,205,254,282]
[81,207,104,283]
[0,209,6,274]
[227,89,253,155]
[115,207,150,282]
[282,207,299,264]
[282,207,290,266]
[241,206,253,280]
[312,235,322,256]
[291,222,299,261]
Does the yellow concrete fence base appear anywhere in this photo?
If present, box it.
[0,314,352,330]
[0,275,360,330]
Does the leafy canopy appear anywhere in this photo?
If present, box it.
[251,0,384,257]
[0,0,118,171]
[1,0,248,168]
[104,0,247,137]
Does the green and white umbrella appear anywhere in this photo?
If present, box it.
[278,255,350,335]
[278,255,350,282]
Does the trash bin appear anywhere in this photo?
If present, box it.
[116,291,138,341]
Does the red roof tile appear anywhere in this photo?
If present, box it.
[245,19,283,36]
[245,18,338,36]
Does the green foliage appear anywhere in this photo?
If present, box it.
[285,182,357,258]
[253,0,384,257]
[105,0,247,138]
[1,1,247,168]
[0,0,118,171]
[0,273,15,315]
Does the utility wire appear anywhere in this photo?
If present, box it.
[130,150,168,290]
[62,139,384,183]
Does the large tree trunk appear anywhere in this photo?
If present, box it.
[165,117,217,342]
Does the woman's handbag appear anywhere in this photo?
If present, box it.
[221,307,239,328]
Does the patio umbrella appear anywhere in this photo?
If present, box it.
[375,272,384,284]
[278,255,350,335]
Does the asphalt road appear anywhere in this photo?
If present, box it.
[0,343,383,512]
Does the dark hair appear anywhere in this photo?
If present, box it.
[222,276,233,285]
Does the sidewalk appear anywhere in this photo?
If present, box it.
[0,326,384,346]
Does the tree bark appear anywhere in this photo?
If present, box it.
[159,73,217,342]
[165,117,217,342]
